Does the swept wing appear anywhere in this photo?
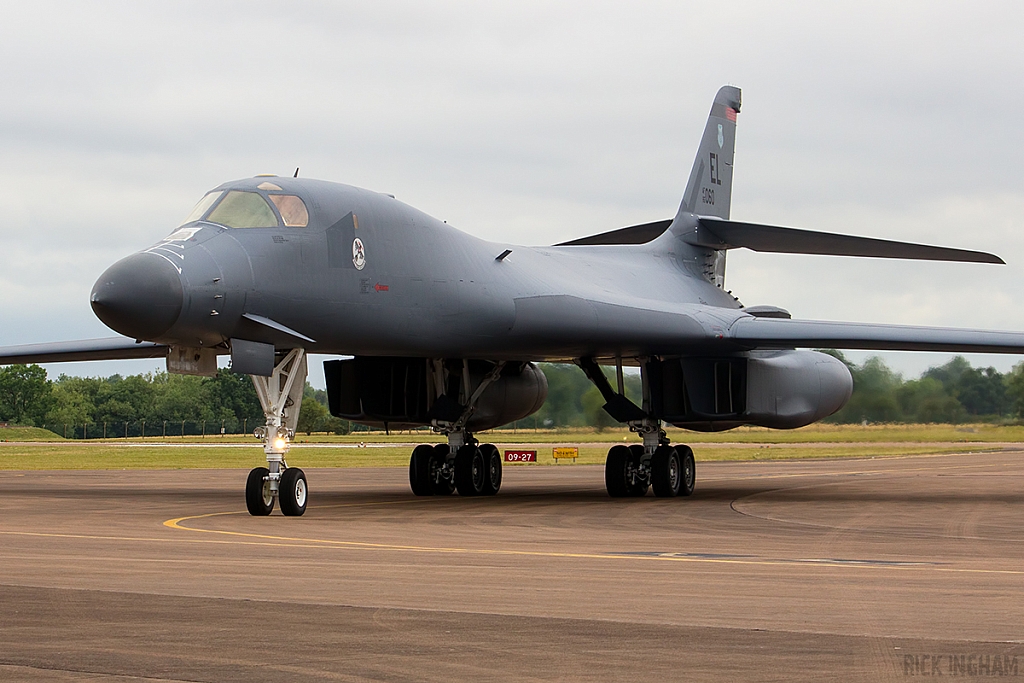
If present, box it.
[0,337,168,365]
[725,316,1024,354]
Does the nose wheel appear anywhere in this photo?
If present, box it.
[245,465,308,516]
[279,467,308,515]
[245,467,274,515]
[245,347,309,516]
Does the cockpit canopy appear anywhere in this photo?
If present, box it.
[180,183,309,229]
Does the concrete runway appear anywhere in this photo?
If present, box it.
[1,450,1022,681]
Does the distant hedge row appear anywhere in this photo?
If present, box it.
[822,351,1024,424]
[1,354,1022,438]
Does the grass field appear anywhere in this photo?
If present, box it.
[0,426,69,442]
[6,422,1024,444]
[0,441,1002,470]
[0,422,1016,470]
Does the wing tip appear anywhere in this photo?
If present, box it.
[967,251,1005,265]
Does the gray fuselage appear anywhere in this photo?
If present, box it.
[101,175,744,362]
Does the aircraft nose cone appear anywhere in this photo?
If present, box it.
[90,253,183,339]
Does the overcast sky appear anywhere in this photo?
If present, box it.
[2,1,1023,387]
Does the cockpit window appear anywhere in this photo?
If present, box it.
[269,194,309,227]
[205,191,278,228]
[179,191,222,226]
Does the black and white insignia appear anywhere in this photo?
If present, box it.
[352,237,366,270]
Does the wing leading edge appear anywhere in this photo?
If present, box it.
[728,317,1024,354]
[0,337,169,365]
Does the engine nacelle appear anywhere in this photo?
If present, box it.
[743,350,853,429]
[653,350,852,431]
[324,357,547,432]
[463,362,548,431]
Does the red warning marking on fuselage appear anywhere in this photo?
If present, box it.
[374,283,389,292]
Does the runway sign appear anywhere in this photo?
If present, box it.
[552,447,578,461]
[504,449,537,462]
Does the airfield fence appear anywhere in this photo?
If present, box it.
[33,420,375,440]
[38,420,263,440]
[31,418,545,440]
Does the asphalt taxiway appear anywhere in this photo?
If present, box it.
[1,449,1022,681]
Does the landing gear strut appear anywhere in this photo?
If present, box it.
[580,356,697,499]
[408,360,504,497]
[245,348,308,516]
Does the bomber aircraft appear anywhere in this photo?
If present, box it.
[3,85,1024,516]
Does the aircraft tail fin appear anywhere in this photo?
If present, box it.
[678,86,741,221]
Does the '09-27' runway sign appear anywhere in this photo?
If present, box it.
[504,450,537,462]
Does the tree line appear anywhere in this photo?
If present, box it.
[1,354,1024,437]
[823,352,1024,424]
[0,366,349,438]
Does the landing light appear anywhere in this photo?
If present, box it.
[273,437,288,450]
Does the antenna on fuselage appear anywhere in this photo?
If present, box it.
[293,168,300,178]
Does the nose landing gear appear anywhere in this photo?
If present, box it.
[245,347,308,516]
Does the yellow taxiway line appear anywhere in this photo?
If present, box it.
[159,504,1024,577]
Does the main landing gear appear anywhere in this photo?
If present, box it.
[245,348,309,516]
[409,436,502,497]
[603,432,696,498]
[409,359,505,497]
[579,356,697,499]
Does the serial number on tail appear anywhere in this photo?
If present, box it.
[702,187,715,205]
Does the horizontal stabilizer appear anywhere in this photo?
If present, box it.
[689,217,1004,264]
[729,317,1024,354]
[0,337,169,365]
